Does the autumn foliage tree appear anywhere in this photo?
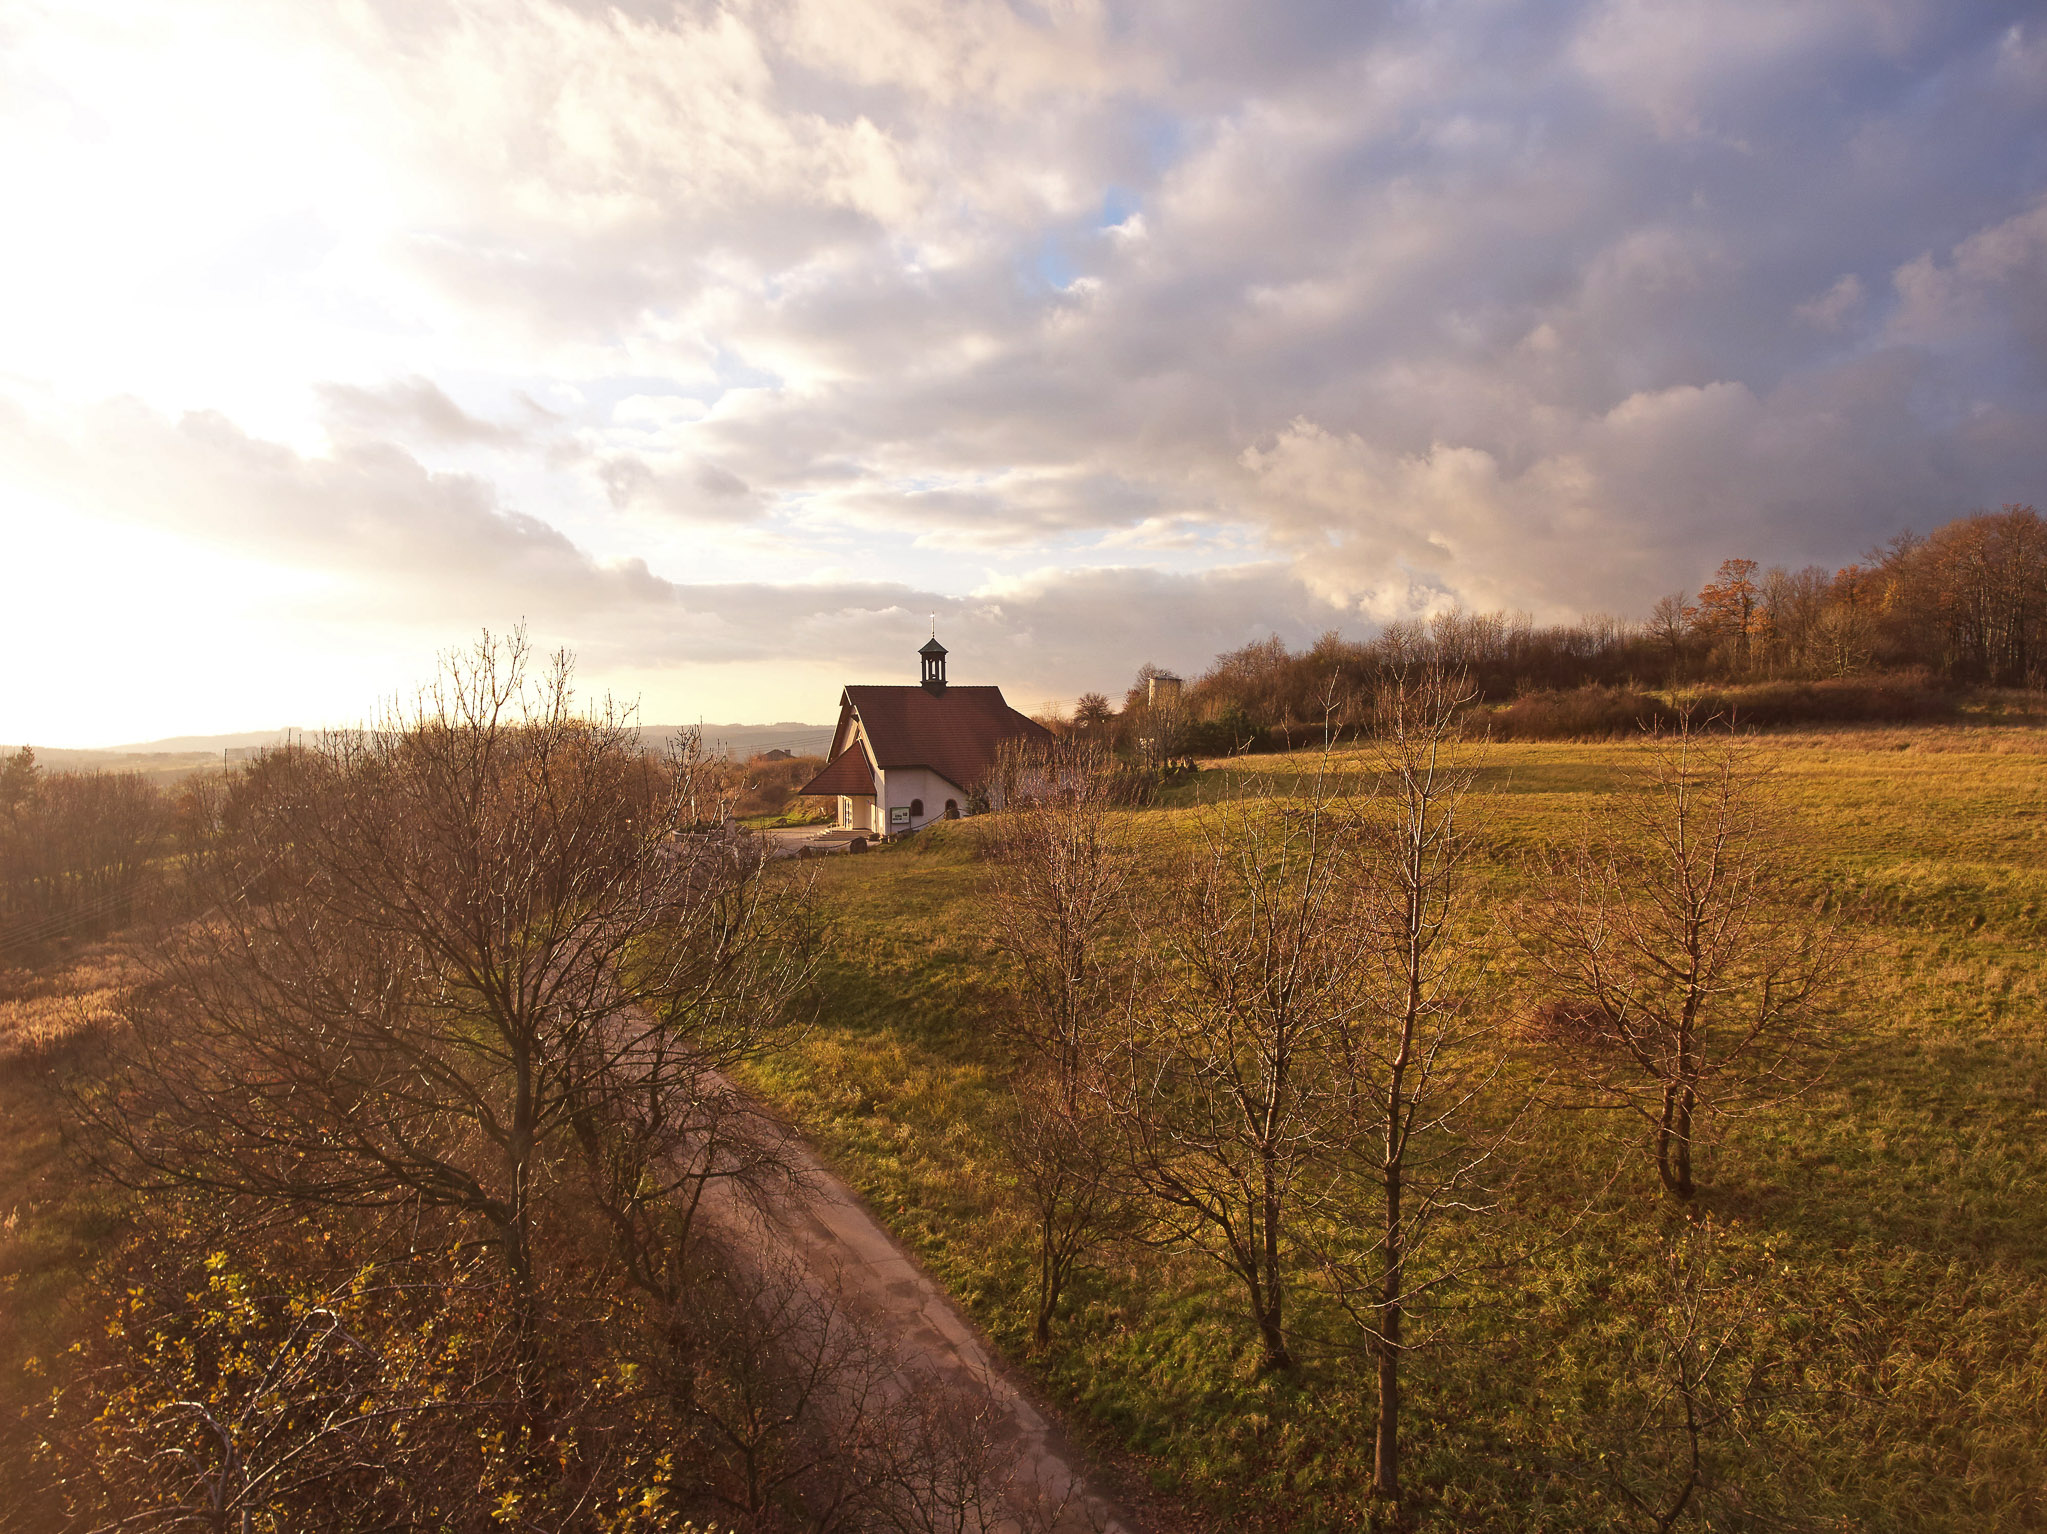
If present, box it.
[1876,505,2047,684]
[1688,559,1763,675]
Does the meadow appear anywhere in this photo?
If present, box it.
[2,725,2044,1530]
[739,726,2047,1531]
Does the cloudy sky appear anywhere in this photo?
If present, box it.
[3,0,2044,744]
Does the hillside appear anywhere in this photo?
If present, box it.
[739,724,2047,1531]
[0,722,836,784]
[7,718,2044,1530]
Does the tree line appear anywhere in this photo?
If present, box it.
[984,688,1840,1525]
[1050,503,2045,754]
[0,749,173,959]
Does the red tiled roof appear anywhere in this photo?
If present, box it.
[797,745,876,797]
[839,685,1053,792]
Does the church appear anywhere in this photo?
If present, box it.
[798,636,1053,836]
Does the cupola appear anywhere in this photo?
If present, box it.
[919,635,948,694]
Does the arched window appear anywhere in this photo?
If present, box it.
[943,799,959,820]
[909,798,924,818]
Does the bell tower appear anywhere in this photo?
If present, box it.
[919,635,948,694]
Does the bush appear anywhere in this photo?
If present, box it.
[1677,676,1956,728]
[1483,679,1957,740]
[1486,687,1681,740]
[1183,707,1263,756]
[733,753,828,818]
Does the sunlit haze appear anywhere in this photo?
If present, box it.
[5,0,2045,745]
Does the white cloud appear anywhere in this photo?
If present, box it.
[2,0,2045,742]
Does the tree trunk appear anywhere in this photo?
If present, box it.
[1374,1157,1404,1506]
[1670,1082,1696,1199]
[1035,1209,1060,1349]
[507,1054,546,1461]
[1656,1082,1697,1200]
[1258,1151,1293,1371]
[1255,1297,1292,1373]
[509,1200,541,1403]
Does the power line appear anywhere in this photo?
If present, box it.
[0,876,151,958]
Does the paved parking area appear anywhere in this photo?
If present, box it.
[757,825,868,856]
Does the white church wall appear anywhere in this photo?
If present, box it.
[879,765,965,832]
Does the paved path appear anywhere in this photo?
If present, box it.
[755,825,862,856]
[702,1111,1134,1534]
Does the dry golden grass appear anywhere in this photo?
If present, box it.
[0,944,144,1523]
[0,941,145,1078]
[752,724,2047,1531]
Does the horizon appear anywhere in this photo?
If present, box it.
[4,2,2044,743]
[6,718,840,757]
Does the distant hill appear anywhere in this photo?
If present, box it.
[642,723,835,759]
[0,745,226,785]
[3,723,835,772]
[96,729,303,754]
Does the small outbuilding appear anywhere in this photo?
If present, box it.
[798,636,1053,836]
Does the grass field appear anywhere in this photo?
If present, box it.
[739,726,2047,1531]
[3,727,2043,1530]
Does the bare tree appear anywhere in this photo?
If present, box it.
[1108,765,1358,1372]
[1811,594,1876,678]
[0,745,37,820]
[640,1228,1097,1534]
[652,1248,898,1531]
[1569,1219,1791,1533]
[984,737,1133,1346]
[1522,720,1841,1200]
[1118,665,1190,777]
[1758,564,1833,676]
[82,631,815,1419]
[0,769,169,956]
[996,1071,1124,1349]
[1318,670,1509,1512]
[984,738,1132,1097]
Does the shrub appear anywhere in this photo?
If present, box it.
[1675,676,1956,728]
[1484,678,1958,740]
[1486,687,1680,740]
[733,753,828,818]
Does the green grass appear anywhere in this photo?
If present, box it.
[739,730,2047,1531]
[740,806,834,830]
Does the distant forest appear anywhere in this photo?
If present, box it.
[1056,503,2047,750]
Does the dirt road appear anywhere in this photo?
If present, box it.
[702,1114,1135,1534]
